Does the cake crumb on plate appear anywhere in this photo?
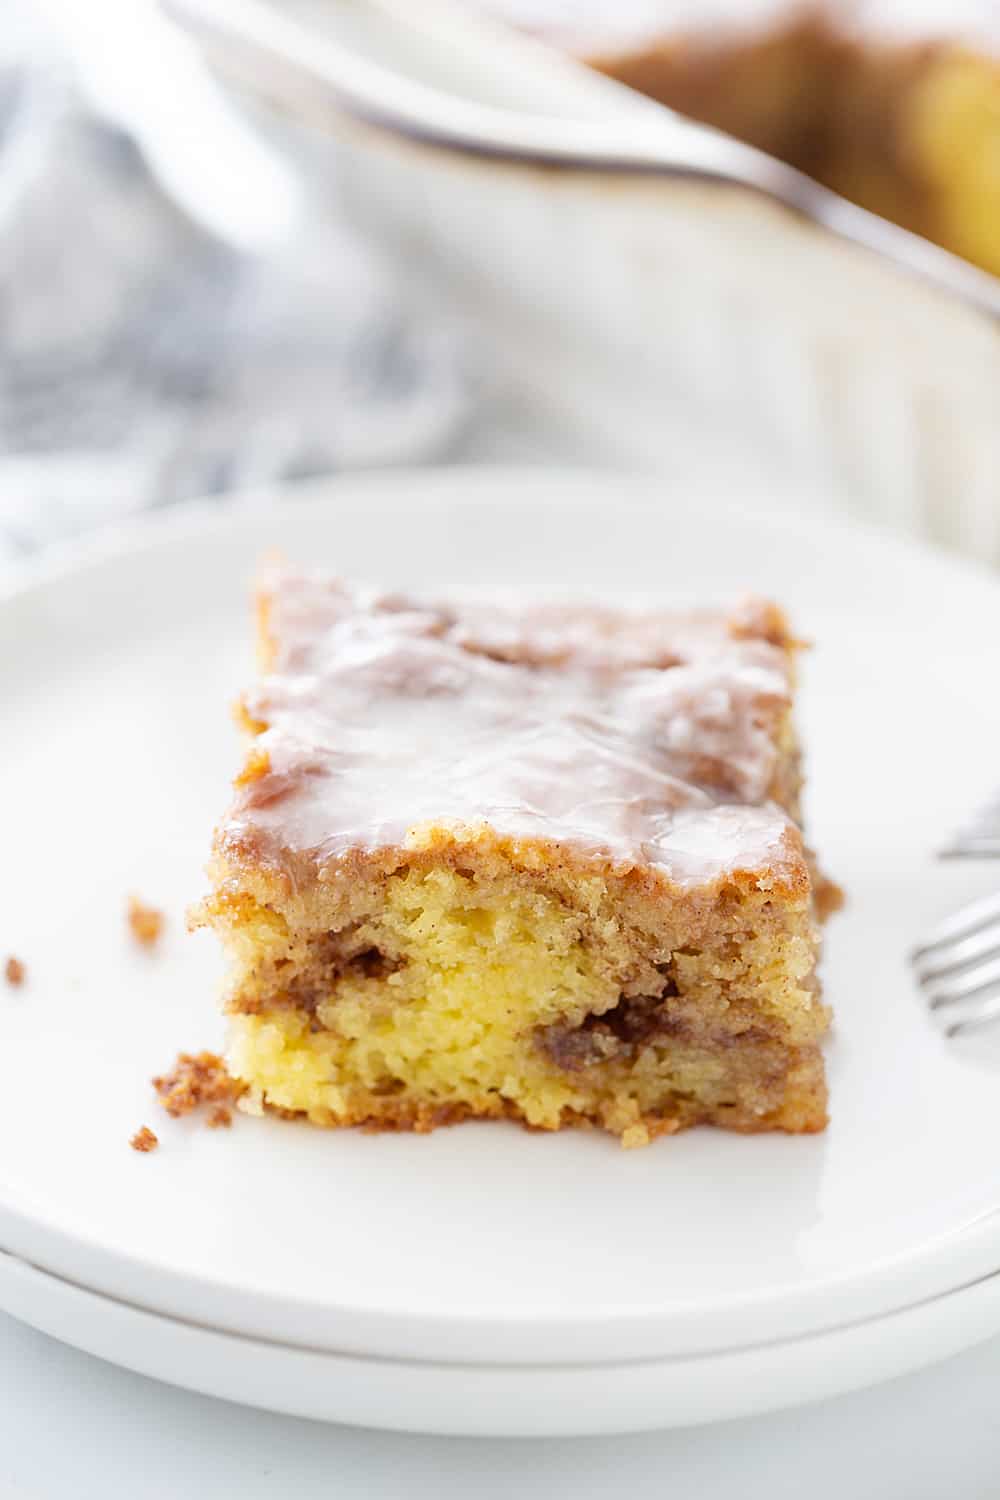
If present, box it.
[153,1050,244,1121]
[4,956,25,986]
[130,1125,158,1153]
[128,895,164,948]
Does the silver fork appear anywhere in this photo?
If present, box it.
[914,799,1000,1034]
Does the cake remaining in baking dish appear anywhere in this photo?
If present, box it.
[474,1,1000,277]
[196,568,837,1147]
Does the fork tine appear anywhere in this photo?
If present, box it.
[915,924,1000,985]
[940,840,1000,859]
[928,956,1000,1010]
[945,989,1000,1038]
[911,891,1000,962]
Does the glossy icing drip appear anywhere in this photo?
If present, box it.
[222,574,804,886]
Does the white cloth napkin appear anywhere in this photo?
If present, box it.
[0,11,472,558]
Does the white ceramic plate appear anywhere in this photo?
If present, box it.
[6,1247,1000,1435]
[2,469,1000,1378]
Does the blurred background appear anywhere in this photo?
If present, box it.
[1,0,999,566]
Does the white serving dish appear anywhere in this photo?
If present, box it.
[2,467,1000,1432]
[190,0,1000,566]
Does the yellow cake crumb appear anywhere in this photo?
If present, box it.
[907,50,1000,276]
[4,955,25,987]
[128,895,164,948]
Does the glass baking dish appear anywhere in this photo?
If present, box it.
[171,0,1000,565]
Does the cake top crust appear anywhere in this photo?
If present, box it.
[469,1,998,56]
[218,571,808,893]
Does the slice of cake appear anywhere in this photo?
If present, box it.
[195,569,836,1147]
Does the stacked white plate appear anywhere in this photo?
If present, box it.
[2,469,1000,1435]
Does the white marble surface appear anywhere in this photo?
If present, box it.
[4,1310,1000,1499]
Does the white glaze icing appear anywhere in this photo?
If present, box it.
[220,574,803,889]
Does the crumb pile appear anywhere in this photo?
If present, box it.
[152,1050,244,1128]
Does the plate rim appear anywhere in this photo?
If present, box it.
[5,1241,1000,1435]
[5,1191,1000,1366]
[4,462,1000,615]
